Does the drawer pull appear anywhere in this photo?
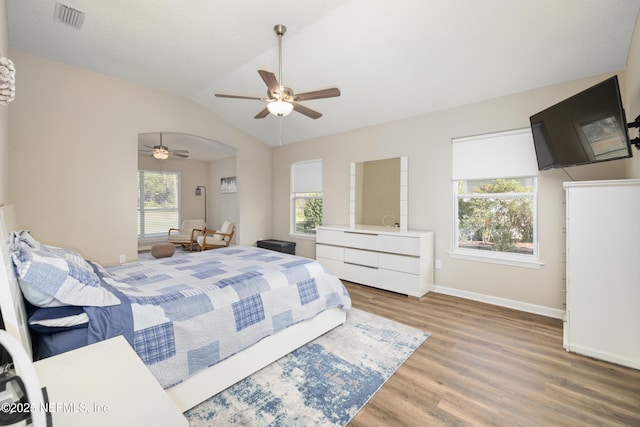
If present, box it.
[344,261,378,269]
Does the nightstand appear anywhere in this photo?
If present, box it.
[33,335,187,426]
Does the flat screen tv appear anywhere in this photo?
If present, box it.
[529,76,632,170]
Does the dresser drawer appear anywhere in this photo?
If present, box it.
[316,228,343,245]
[316,244,344,261]
[379,253,419,274]
[316,228,378,250]
[341,231,379,249]
[344,248,378,268]
[377,234,419,256]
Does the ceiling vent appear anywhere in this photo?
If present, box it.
[53,2,85,29]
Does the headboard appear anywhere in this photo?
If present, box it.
[0,205,33,360]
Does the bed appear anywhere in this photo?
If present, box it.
[0,205,351,412]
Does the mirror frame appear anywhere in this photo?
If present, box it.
[349,156,408,232]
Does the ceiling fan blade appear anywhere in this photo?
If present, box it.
[170,150,189,154]
[171,153,189,158]
[292,102,322,119]
[254,108,270,119]
[215,93,265,101]
[258,69,281,97]
[294,88,341,101]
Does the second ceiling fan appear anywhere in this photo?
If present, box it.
[215,24,340,120]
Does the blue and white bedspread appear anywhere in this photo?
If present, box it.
[88,246,351,389]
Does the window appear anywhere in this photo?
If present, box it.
[138,170,181,239]
[456,177,536,254]
[451,129,540,267]
[291,160,322,236]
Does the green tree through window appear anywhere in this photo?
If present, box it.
[138,170,181,238]
[291,159,323,236]
[457,178,534,255]
[303,198,323,233]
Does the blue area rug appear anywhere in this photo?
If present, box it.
[184,308,430,426]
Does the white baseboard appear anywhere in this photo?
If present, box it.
[432,285,565,319]
[565,344,640,370]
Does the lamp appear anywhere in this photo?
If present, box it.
[0,56,16,106]
[153,147,169,160]
[267,100,293,117]
[195,185,207,224]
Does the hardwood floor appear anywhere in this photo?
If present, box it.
[345,282,640,427]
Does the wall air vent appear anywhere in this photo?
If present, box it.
[53,2,85,29]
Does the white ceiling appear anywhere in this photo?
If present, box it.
[7,0,640,148]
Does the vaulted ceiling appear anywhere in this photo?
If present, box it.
[8,0,640,147]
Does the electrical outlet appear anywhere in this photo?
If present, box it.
[435,259,441,269]
[119,254,126,264]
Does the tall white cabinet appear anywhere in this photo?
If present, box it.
[564,179,640,369]
[316,225,434,297]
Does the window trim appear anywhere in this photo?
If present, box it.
[451,178,542,269]
[290,192,323,238]
[138,169,181,240]
[451,128,542,268]
[290,160,323,238]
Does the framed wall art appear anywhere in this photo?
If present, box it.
[220,176,236,193]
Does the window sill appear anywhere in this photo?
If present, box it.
[449,250,544,269]
[289,232,317,241]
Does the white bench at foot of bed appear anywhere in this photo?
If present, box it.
[167,306,346,412]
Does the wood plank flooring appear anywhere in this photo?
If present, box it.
[344,282,640,427]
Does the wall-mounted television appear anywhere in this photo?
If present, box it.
[529,76,632,170]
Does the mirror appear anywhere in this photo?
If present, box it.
[350,156,407,232]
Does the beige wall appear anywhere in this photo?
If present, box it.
[208,156,238,235]
[7,51,271,265]
[272,73,628,313]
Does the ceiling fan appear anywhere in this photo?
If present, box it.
[138,133,189,160]
[215,24,340,120]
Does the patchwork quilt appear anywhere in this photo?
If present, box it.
[90,246,351,389]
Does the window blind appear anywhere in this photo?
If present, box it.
[452,128,539,180]
[292,159,323,192]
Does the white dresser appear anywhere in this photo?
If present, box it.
[316,225,434,297]
[564,179,640,369]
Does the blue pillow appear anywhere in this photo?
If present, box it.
[8,231,120,308]
[12,230,98,285]
[28,306,89,333]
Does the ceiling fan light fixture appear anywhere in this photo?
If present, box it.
[267,100,293,117]
[153,147,169,160]
[214,24,340,121]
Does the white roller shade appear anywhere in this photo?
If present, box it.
[452,128,538,180]
[293,159,322,192]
